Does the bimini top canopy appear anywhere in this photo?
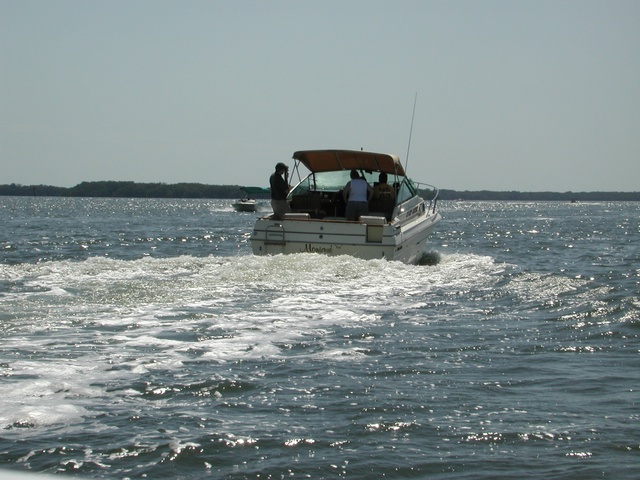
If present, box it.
[293,150,405,176]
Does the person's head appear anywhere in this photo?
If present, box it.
[275,162,289,174]
[350,169,360,179]
[379,172,388,184]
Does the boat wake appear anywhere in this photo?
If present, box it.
[0,250,506,433]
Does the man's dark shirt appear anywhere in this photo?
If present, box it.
[270,172,288,200]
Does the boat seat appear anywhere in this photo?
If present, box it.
[369,194,395,221]
[290,194,323,217]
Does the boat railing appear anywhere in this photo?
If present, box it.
[413,182,439,214]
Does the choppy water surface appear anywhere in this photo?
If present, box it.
[1,197,639,479]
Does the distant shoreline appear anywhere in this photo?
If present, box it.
[2,181,639,202]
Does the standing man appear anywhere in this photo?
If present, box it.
[270,162,291,219]
[343,169,373,221]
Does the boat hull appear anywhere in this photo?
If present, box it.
[233,202,258,212]
[251,210,441,264]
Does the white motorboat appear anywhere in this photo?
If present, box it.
[251,149,442,264]
[232,198,258,212]
[232,187,270,212]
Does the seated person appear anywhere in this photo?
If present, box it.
[373,172,395,201]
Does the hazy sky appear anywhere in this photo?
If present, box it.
[2,0,639,192]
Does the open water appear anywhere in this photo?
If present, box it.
[1,197,639,479]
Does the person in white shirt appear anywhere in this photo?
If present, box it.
[343,169,373,221]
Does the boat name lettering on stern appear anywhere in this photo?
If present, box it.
[302,243,334,254]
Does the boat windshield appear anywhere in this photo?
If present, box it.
[396,178,418,204]
[290,169,408,197]
[290,171,351,195]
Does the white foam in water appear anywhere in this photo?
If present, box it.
[0,364,92,431]
[0,251,507,437]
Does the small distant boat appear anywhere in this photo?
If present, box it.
[232,198,258,212]
[250,149,442,264]
[232,187,269,212]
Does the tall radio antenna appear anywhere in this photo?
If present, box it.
[404,93,418,173]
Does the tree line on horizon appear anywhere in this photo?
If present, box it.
[0,181,252,199]
[1,181,639,202]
